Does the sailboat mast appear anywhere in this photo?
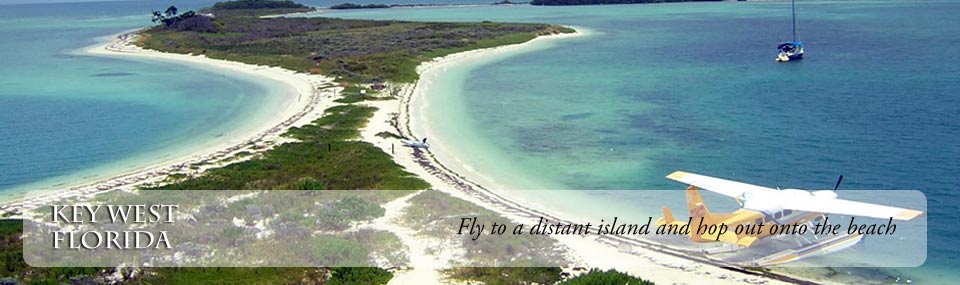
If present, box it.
[792,0,797,42]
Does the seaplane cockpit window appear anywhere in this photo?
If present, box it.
[774,211,783,219]
[813,215,825,223]
[783,209,793,216]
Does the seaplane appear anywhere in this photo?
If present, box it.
[401,137,430,149]
[657,171,924,266]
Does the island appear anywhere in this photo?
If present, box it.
[329,3,392,9]
[0,1,652,284]
[531,0,722,6]
[0,1,820,284]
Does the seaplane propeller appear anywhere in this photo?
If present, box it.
[832,174,846,219]
[833,175,844,192]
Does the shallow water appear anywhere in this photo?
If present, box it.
[0,0,288,197]
[1,0,956,282]
[324,1,959,283]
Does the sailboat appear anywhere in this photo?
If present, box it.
[776,0,804,62]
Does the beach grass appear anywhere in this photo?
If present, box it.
[402,191,569,267]
[335,86,395,103]
[150,104,429,190]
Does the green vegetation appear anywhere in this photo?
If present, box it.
[327,267,393,285]
[0,220,25,278]
[311,236,369,266]
[329,3,391,9]
[402,191,567,266]
[0,220,105,283]
[0,1,634,284]
[408,191,569,284]
[335,92,392,103]
[153,10,220,32]
[559,269,654,285]
[139,0,571,82]
[206,0,315,17]
[531,0,720,6]
[212,0,310,10]
[446,267,564,285]
[133,267,391,284]
[150,104,428,190]
[444,267,656,285]
[314,196,387,229]
[142,268,329,284]
[335,86,395,103]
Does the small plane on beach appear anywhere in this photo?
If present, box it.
[657,171,924,265]
[401,137,430,148]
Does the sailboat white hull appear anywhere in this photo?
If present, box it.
[776,50,804,62]
[776,0,804,62]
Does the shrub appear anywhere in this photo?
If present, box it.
[560,269,654,285]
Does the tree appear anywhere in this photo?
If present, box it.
[151,10,164,23]
[164,5,179,17]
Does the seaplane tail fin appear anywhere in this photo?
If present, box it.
[684,186,734,242]
[686,186,714,242]
[656,206,693,238]
[684,185,735,221]
[685,186,712,219]
[661,206,676,224]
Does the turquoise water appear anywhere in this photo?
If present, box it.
[0,0,496,196]
[323,1,959,283]
[2,0,956,283]
[0,0,289,197]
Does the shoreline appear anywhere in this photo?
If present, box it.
[408,31,585,191]
[4,27,813,285]
[1,30,337,213]
[360,29,812,285]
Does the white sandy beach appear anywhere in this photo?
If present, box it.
[359,29,802,285]
[3,28,811,285]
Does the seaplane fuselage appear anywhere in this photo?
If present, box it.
[401,137,429,149]
[657,171,922,248]
[658,186,825,247]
